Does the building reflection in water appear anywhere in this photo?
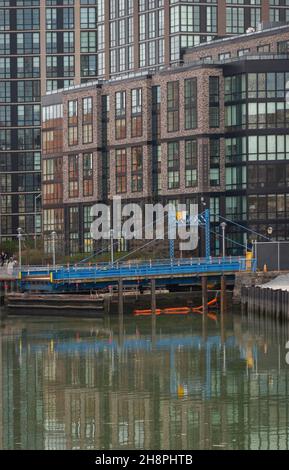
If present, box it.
[0,311,289,450]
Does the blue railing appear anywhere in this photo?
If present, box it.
[36,257,254,283]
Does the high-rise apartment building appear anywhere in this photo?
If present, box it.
[1,0,289,242]
[42,24,289,256]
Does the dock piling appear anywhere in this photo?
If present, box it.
[118,279,124,317]
[221,276,227,315]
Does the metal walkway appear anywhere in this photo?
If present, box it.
[18,257,255,292]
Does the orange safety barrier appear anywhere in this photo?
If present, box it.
[162,307,190,315]
[133,297,218,317]
[134,309,161,316]
[193,297,218,313]
[208,313,218,321]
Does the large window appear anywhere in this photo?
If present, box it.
[209,76,220,128]
[116,148,127,194]
[226,7,244,34]
[0,57,10,78]
[80,7,96,29]
[131,88,143,138]
[0,81,10,102]
[17,80,40,102]
[168,142,180,189]
[69,207,79,254]
[0,9,9,31]
[184,78,197,130]
[17,32,39,54]
[167,81,179,133]
[82,97,93,144]
[210,138,220,187]
[185,140,198,188]
[225,75,246,102]
[17,57,40,78]
[68,100,78,146]
[81,55,97,77]
[63,7,74,29]
[0,33,9,54]
[152,85,161,139]
[16,9,40,30]
[115,91,126,140]
[68,155,79,198]
[83,153,93,197]
[131,147,143,192]
[17,104,41,126]
[80,31,97,52]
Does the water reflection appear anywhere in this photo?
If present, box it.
[0,309,289,450]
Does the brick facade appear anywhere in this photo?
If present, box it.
[42,25,289,255]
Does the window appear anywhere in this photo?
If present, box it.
[0,57,10,78]
[17,57,40,78]
[168,142,180,189]
[16,9,39,30]
[116,148,127,194]
[0,33,10,54]
[17,128,41,150]
[64,32,74,53]
[63,55,75,77]
[46,8,57,30]
[80,31,97,52]
[17,104,41,126]
[0,130,11,151]
[152,85,161,139]
[81,55,97,77]
[167,82,179,132]
[115,91,126,140]
[131,147,143,192]
[209,77,220,128]
[131,88,143,138]
[80,7,96,29]
[68,155,79,198]
[17,81,40,103]
[226,7,244,34]
[0,9,9,31]
[83,153,93,197]
[184,78,197,130]
[63,7,74,29]
[210,139,220,187]
[0,81,10,102]
[69,207,79,253]
[46,56,57,77]
[185,140,198,188]
[68,100,78,146]
[83,205,93,253]
[82,97,93,144]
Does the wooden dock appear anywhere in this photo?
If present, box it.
[4,293,105,316]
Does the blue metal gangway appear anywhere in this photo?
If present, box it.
[19,257,256,291]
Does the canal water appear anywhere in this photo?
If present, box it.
[0,307,289,450]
